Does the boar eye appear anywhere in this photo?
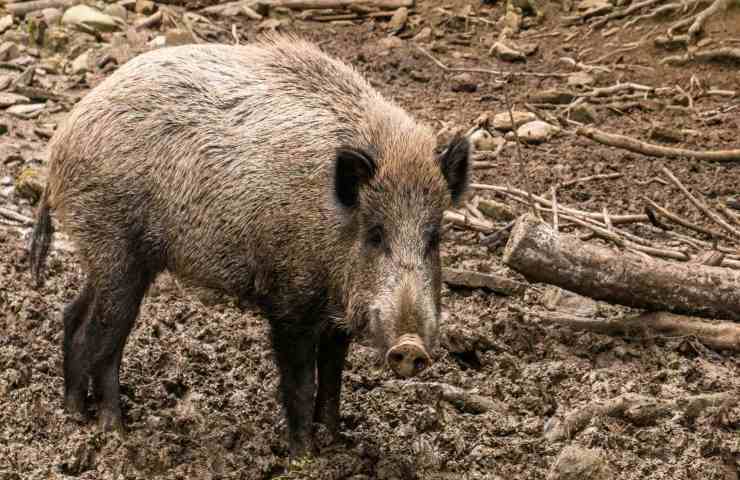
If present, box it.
[367,225,384,248]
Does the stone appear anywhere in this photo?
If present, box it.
[62,5,124,33]
[165,29,195,46]
[516,120,560,143]
[567,71,595,87]
[570,104,597,124]
[148,35,166,49]
[469,129,503,151]
[492,111,536,131]
[379,36,403,50]
[135,0,157,15]
[547,446,613,480]
[70,51,90,75]
[0,93,30,108]
[477,198,515,221]
[41,8,63,25]
[542,287,600,317]
[413,26,431,41]
[104,4,128,20]
[450,73,477,93]
[0,15,13,34]
[387,7,407,34]
[7,104,44,119]
[0,42,20,61]
[15,168,46,203]
[529,89,574,105]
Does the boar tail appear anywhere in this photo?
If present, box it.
[29,190,54,288]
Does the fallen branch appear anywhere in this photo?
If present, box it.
[545,391,735,441]
[503,214,740,321]
[383,381,497,414]
[560,172,623,188]
[473,183,649,225]
[135,10,163,30]
[687,0,733,46]
[642,196,734,242]
[443,210,494,233]
[0,207,33,226]
[442,268,525,296]
[577,127,740,162]
[415,45,568,79]
[662,166,740,240]
[528,309,740,352]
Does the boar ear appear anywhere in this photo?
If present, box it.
[438,134,471,204]
[334,147,377,208]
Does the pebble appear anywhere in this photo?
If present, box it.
[7,104,45,119]
[0,15,12,34]
[469,129,502,151]
[0,93,30,108]
[450,73,477,93]
[547,446,613,480]
[135,0,157,15]
[567,71,595,87]
[492,111,536,131]
[379,36,403,50]
[70,51,89,75]
[62,5,123,32]
[413,26,431,41]
[0,42,19,61]
[516,120,560,143]
[104,4,128,21]
[387,7,407,34]
[41,8,62,25]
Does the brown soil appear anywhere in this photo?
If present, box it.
[1,1,739,479]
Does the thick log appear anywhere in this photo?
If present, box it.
[503,214,740,321]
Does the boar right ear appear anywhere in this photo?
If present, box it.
[334,148,377,208]
[438,134,471,205]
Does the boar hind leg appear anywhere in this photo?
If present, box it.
[314,326,350,436]
[270,322,320,457]
[62,279,95,415]
[74,260,154,432]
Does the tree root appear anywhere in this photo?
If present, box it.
[545,391,736,442]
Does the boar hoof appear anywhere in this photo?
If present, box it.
[98,411,125,435]
[386,335,431,378]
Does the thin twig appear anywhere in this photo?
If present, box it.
[662,167,740,240]
[643,196,734,242]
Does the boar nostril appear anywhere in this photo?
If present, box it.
[413,357,428,372]
[389,352,404,364]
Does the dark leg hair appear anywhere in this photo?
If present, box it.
[314,325,350,436]
[62,278,95,415]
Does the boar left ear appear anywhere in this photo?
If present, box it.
[437,134,471,204]
[334,147,377,209]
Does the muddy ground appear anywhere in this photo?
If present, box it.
[1,0,739,479]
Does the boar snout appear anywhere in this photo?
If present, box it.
[386,334,431,378]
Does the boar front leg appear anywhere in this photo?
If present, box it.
[314,326,350,436]
[270,322,320,457]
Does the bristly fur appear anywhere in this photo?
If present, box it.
[28,192,54,288]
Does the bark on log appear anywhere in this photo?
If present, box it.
[442,268,525,296]
[503,214,740,321]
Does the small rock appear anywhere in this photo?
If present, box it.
[148,35,166,49]
[70,51,89,75]
[0,93,30,108]
[0,15,13,34]
[469,129,503,151]
[104,4,128,20]
[7,103,44,119]
[649,125,684,143]
[450,73,477,93]
[379,36,404,50]
[542,287,599,317]
[491,41,525,62]
[567,71,595,87]
[570,104,597,124]
[492,111,536,131]
[409,70,430,83]
[135,0,157,15]
[0,42,20,61]
[517,120,560,143]
[15,168,46,203]
[547,446,613,480]
[477,198,515,221]
[41,8,62,25]
[413,27,431,41]
[62,5,123,33]
[387,7,407,34]
[529,89,574,104]
[165,29,195,46]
